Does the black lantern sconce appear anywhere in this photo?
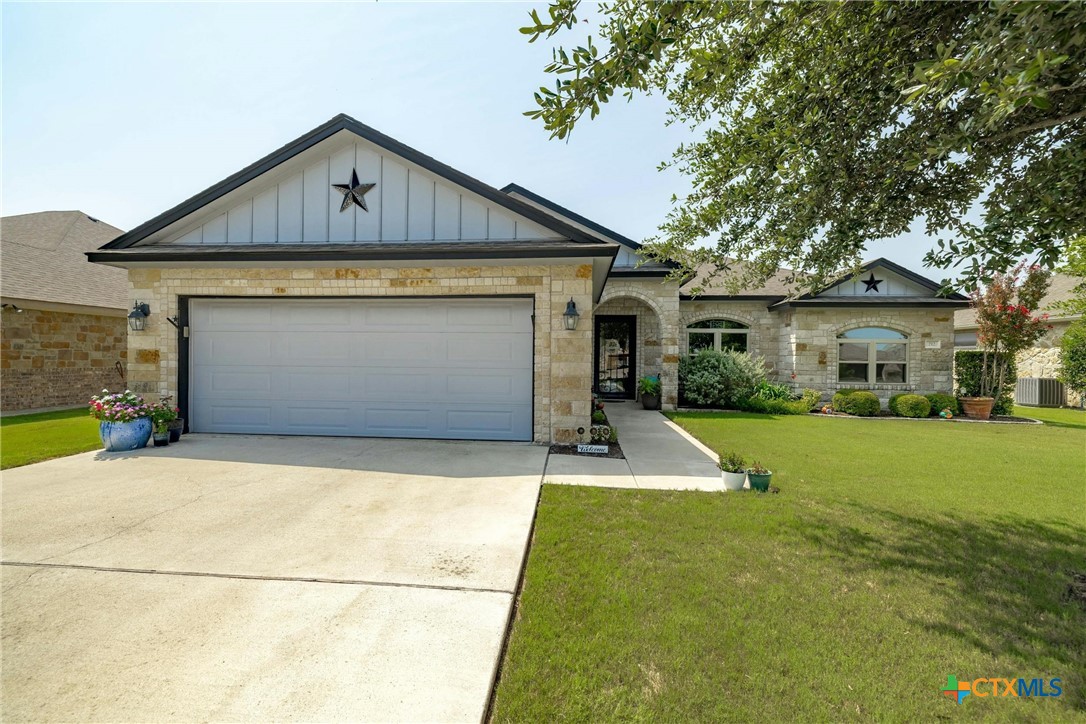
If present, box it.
[562,297,580,331]
[127,301,150,331]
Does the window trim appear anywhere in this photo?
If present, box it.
[836,327,909,384]
[685,319,750,354]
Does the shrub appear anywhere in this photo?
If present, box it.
[608,425,619,444]
[924,393,958,416]
[832,389,880,416]
[893,394,931,418]
[741,388,821,415]
[718,451,746,473]
[888,393,906,416]
[678,349,767,408]
[1060,319,1086,400]
[591,409,607,424]
[753,381,792,401]
[955,350,1015,415]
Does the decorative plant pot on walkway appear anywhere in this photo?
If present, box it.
[641,393,660,410]
[959,396,995,420]
[99,418,152,452]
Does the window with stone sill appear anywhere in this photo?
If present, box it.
[837,327,908,384]
[686,319,749,354]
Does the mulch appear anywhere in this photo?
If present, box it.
[548,443,626,460]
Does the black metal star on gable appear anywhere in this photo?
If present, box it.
[332,169,376,212]
[862,272,883,293]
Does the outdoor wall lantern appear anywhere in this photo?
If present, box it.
[128,301,151,331]
[563,297,580,331]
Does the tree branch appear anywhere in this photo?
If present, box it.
[989,109,1086,143]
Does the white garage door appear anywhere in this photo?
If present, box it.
[189,298,533,441]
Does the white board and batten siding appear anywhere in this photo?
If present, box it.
[189,298,534,441]
[159,139,559,246]
[821,267,930,297]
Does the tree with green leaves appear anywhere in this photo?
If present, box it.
[1054,236,1086,317]
[521,1,1086,293]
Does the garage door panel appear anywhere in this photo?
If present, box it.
[285,405,352,432]
[283,335,352,363]
[207,403,273,430]
[363,407,433,434]
[284,303,353,327]
[201,335,273,365]
[205,303,273,328]
[286,371,352,397]
[200,369,274,394]
[363,371,435,398]
[190,298,533,441]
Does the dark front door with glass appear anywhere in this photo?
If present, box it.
[595,315,636,399]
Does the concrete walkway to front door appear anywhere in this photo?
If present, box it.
[544,401,723,490]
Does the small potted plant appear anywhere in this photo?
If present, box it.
[718,451,747,491]
[637,376,661,410]
[150,398,178,447]
[157,394,184,442]
[746,462,772,492]
[89,389,153,452]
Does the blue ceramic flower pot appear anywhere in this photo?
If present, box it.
[99,418,152,452]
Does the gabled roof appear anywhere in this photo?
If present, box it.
[501,183,677,273]
[99,114,612,251]
[770,257,968,308]
[1,211,127,311]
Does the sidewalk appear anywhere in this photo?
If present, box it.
[544,401,723,491]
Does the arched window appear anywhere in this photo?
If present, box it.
[838,327,908,383]
[687,319,749,354]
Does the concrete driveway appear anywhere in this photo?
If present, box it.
[1,434,547,722]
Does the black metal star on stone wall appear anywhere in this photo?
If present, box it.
[332,169,376,212]
[862,273,883,293]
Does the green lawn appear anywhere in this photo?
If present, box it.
[0,408,101,469]
[492,406,1086,722]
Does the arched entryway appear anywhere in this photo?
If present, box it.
[593,294,664,400]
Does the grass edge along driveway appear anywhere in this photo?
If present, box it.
[1,408,100,469]
[491,406,1086,722]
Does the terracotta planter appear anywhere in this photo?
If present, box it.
[960,396,995,420]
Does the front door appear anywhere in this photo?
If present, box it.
[594,315,636,399]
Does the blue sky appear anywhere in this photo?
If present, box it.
[2,2,932,270]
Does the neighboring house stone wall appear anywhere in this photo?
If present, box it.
[788,307,956,405]
[1015,319,1082,406]
[1,306,127,413]
[127,264,594,444]
[596,278,682,408]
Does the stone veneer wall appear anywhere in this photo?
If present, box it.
[1,306,127,413]
[595,278,681,407]
[127,264,594,444]
[789,307,956,404]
